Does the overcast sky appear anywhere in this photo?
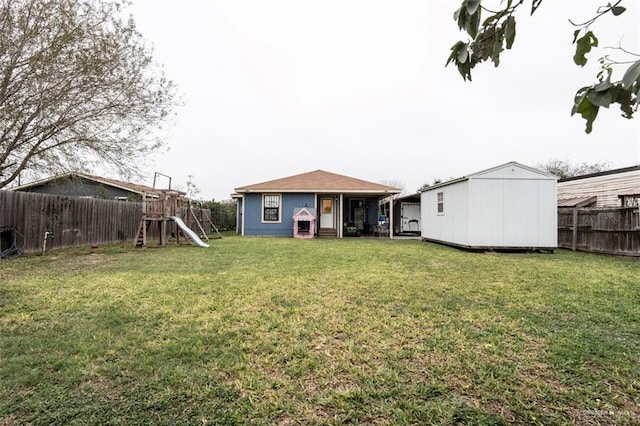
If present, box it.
[128,1,639,199]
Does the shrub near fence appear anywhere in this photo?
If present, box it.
[558,207,640,257]
[0,191,144,254]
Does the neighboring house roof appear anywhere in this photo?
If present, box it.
[619,187,640,197]
[557,196,598,208]
[558,165,640,183]
[234,170,401,194]
[10,172,161,196]
[419,161,556,192]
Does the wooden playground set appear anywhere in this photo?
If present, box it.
[134,173,221,248]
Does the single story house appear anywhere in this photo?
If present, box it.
[232,170,401,238]
[557,165,640,208]
[9,172,159,201]
[420,162,557,250]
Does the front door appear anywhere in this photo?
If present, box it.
[320,197,334,229]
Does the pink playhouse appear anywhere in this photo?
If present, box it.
[293,207,316,239]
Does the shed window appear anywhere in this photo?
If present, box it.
[263,194,281,222]
[437,192,444,214]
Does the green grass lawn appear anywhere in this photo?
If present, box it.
[1,235,639,425]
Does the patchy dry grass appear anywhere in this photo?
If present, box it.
[1,236,639,425]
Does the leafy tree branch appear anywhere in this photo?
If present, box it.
[447,1,639,133]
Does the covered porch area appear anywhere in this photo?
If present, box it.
[316,193,395,238]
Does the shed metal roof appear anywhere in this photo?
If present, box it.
[419,162,555,192]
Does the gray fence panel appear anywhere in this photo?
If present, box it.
[558,207,640,257]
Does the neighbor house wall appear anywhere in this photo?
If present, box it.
[557,168,640,208]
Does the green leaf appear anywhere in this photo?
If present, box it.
[572,87,590,107]
[572,96,599,134]
[587,88,612,108]
[572,29,581,44]
[466,0,481,15]
[466,7,481,39]
[609,85,635,118]
[621,60,640,89]
[594,79,612,92]
[482,14,497,26]
[504,16,516,49]
[476,26,496,61]
[491,28,504,66]
[531,0,543,15]
[445,40,474,81]
[456,60,473,81]
[608,85,632,117]
[454,6,466,31]
[446,41,468,66]
[457,46,469,64]
[454,6,461,21]
[611,6,626,16]
[573,31,598,67]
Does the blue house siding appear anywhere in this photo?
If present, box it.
[236,197,243,234]
[243,193,316,236]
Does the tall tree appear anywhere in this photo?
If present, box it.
[447,1,639,133]
[0,0,177,188]
[535,158,612,179]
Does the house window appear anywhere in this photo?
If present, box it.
[263,194,281,222]
[622,195,639,208]
[437,192,444,214]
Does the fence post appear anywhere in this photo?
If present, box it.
[572,207,578,251]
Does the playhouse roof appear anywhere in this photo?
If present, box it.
[293,207,317,218]
[235,170,401,194]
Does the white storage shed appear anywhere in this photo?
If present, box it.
[420,162,557,250]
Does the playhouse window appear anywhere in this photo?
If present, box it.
[437,192,444,214]
[298,220,310,233]
[263,194,281,222]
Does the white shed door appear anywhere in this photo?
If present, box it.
[401,203,421,232]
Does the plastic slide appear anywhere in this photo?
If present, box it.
[169,216,210,248]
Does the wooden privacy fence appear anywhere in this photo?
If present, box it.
[182,206,213,237]
[558,207,640,257]
[0,191,213,255]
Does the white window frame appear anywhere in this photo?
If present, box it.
[262,193,282,223]
[437,191,444,215]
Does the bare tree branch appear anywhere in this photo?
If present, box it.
[0,0,178,187]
